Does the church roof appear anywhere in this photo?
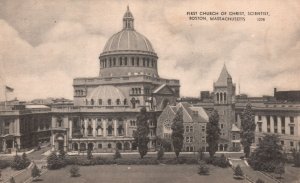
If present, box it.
[102,6,155,54]
[215,64,232,87]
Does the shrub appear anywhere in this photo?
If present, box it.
[9,177,15,183]
[293,151,300,167]
[114,149,122,160]
[31,164,41,180]
[256,179,265,183]
[205,155,229,168]
[234,165,244,179]
[70,165,80,177]
[47,152,65,170]
[157,147,164,160]
[198,161,209,175]
[10,154,31,170]
[274,163,285,178]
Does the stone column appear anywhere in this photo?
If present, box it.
[125,120,128,137]
[69,120,73,138]
[103,119,107,137]
[84,119,88,137]
[92,119,96,137]
[51,133,55,151]
[64,133,67,151]
[2,139,6,152]
[114,119,117,136]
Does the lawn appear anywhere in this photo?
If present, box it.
[39,165,241,183]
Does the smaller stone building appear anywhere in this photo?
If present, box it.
[157,102,208,152]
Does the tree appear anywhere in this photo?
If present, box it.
[240,103,256,158]
[133,107,150,158]
[274,163,285,179]
[234,165,244,179]
[31,164,41,181]
[87,149,93,160]
[249,134,285,172]
[114,149,122,159]
[70,165,80,177]
[171,107,184,158]
[206,110,221,158]
[157,146,164,160]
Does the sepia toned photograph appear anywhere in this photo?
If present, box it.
[0,0,300,182]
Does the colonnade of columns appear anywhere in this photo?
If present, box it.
[71,118,130,138]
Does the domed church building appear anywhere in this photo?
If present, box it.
[50,7,180,152]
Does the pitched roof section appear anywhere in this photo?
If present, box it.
[231,123,240,132]
[175,102,208,123]
[215,64,232,87]
[153,84,174,95]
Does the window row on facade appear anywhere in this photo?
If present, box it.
[216,92,227,104]
[100,56,157,68]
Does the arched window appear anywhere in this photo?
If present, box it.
[137,58,139,66]
[98,143,102,149]
[98,99,102,105]
[131,57,134,66]
[87,125,92,135]
[116,99,120,105]
[138,88,141,94]
[109,58,112,67]
[107,125,113,136]
[143,58,146,66]
[124,99,127,105]
[91,99,94,105]
[113,58,116,66]
[118,125,124,136]
[220,93,223,103]
[224,93,227,103]
[86,99,88,105]
[147,58,149,67]
[108,143,112,148]
[135,88,138,94]
[108,99,112,105]
[216,93,219,103]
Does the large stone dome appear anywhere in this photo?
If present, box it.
[98,6,159,78]
[86,85,126,106]
[102,30,155,54]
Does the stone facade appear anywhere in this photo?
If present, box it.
[157,102,208,152]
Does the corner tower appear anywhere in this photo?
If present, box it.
[213,64,237,151]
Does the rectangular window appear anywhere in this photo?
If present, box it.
[258,123,262,132]
[274,117,278,133]
[290,116,294,123]
[190,126,193,132]
[220,124,224,129]
[290,141,294,147]
[186,126,189,132]
[190,137,193,143]
[186,137,189,142]
[267,117,271,133]
[258,115,262,121]
[290,126,294,135]
[131,58,134,66]
[281,141,284,145]
[202,126,205,132]
[281,118,285,134]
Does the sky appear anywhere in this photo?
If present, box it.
[0,0,300,101]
